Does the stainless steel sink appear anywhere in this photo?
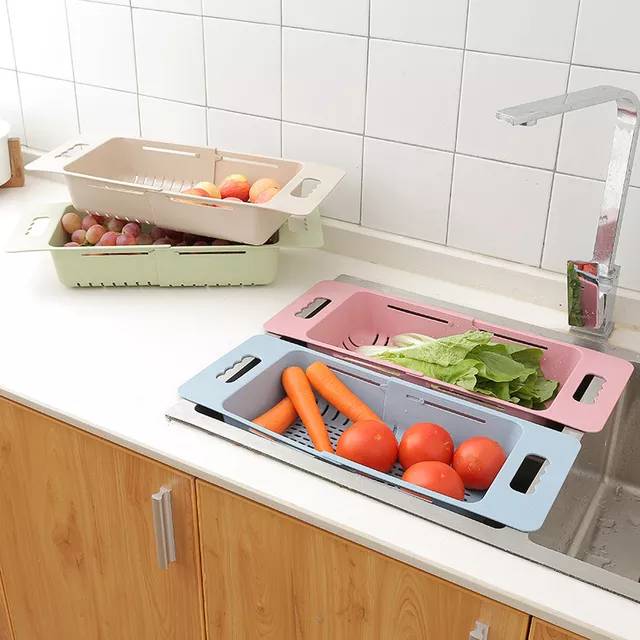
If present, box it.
[168,275,640,603]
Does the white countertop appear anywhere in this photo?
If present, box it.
[1,177,639,640]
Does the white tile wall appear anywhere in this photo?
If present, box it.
[366,40,463,150]
[208,109,281,157]
[139,95,206,146]
[283,0,369,36]
[19,74,78,150]
[4,0,640,291]
[466,0,580,63]
[0,0,14,70]
[76,84,139,138]
[448,155,552,266]
[134,8,205,104]
[362,138,452,243]
[370,0,468,49]
[283,28,367,133]
[205,18,280,118]
[282,122,363,224]
[68,0,136,92]
[457,52,568,169]
[7,0,73,80]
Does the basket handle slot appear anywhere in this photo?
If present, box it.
[142,145,200,158]
[295,297,332,319]
[216,356,262,383]
[88,183,147,196]
[509,454,547,494]
[572,374,605,403]
[387,304,450,324]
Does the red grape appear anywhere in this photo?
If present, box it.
[82,214,99,231]
[121,222,141,237]
[106,218,125,233]
[136,233,153,245]
[71,229,86,245]
[150,226,167,241]
[97,231,118,246]
[62,212,82,234]
[85,224,106,245]
[116,233,136,246]
[153,237,171,245]
[64,241,80,247]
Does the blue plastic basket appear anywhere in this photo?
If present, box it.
[179,335,581,531]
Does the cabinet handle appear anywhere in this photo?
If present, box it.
[469,620,489,640]
[151,487,176,570]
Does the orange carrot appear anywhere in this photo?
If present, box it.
[253,397,297,434]
[282,367,333,452]
[305,361,380,423]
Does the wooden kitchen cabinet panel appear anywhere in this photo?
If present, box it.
[0,573,12,640]
[530,619,587,640]
[0,397,204,640]
[197,481,529,640]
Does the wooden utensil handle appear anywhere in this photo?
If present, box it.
[1,138,25,188]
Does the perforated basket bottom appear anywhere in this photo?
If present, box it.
[283,398,481,503]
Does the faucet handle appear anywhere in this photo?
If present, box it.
[567,260,619,338]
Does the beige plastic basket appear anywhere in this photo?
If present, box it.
[7,202,323,287]
[26,137,345,246]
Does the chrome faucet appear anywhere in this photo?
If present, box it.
[497,85,640,339]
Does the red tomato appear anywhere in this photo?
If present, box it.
[336,420,398,472]
[452,436,507,490]
[402,461,465,500]
[399,422,454,468]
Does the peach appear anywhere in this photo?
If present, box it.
[194,182,221,198]
[220,178,250,201]
[223,197,243,202]
[249,178,281,203]
[183,187,211,198]
[61,212,82,234]
[223,173,248,184]
[64,242,80,247]
[254,186,280,204]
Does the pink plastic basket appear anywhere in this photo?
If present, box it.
[264,280,633,433]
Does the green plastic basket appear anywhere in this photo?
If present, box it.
[7,202,323,287]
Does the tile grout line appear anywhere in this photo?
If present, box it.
[358,0,372,226]
[128,5,143,136]
[3,0,26,141]
[445,0,472,245]
[537,0,584,269]
[62,0,81,136]
[200,1,209,145]
[279,0,283,157]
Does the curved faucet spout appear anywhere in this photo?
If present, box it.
[497,85,640,339]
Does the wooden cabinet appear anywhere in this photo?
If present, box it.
[0,398,204,640]
[0,574,12,640]
[197,480,529,640]
[530,619,587,640]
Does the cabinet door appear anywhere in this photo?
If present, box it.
[0,397,204,640]
[0,574,12,640]
[197,480,529,640]
[530,619,587,640]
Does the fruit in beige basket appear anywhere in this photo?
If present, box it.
[212,238,232,246]
[85,224,106,245]
[195,181,222,198]
[223,197,243,202]
[220,177,250,201]
[254,186,280,204]
[193,240,208,246]
[116,233,136,246]
[153,237,172,245]
[97,231,118,246]
[249,178,280,203]
[224,173,248,183]
[64,241,80,247]
[106,218,125,233]
[82,214,99,231]
[150,226,166,241]
[182,187,210,198]
[61,211,82,234]
[136,233,153,245]
[71,229,86,245]
[122,222,141,237]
